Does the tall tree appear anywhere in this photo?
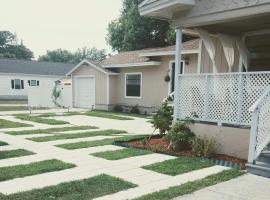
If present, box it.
[107,0,175,52]
[38,47,107,63]
[0,31,33,60]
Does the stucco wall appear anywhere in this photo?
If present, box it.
[189,122,250,159]
[0,74,63,100]
[72,64,108,107]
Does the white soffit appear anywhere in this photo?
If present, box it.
[139,50,199,57]
[139,0,195,19]
[103,61,161,68]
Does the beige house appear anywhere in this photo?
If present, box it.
[139,0,270,177]
[67,39,199,113]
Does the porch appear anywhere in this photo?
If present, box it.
[139,0,270,177]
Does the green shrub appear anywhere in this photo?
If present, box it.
[192,135,218,157]
[130,105,140,114]
[151,101,173,135]
[166,121,195,151]
[114,105,123,112]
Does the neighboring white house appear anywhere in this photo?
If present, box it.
[0,59,74,100]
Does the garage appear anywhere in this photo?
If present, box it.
[74,76,95,108]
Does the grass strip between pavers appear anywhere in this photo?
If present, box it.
[0,174,137,200]
[83,111,134,120]
[142,157,214,176]
[15,114,69,125]
[0,159,76,182]
[0,119,32,129]
[7,126,97,135]
[57,135,149,150]
[28,129,127,142]
[0,149,35,160]
[0,141,8,146]
[92,148,153,160]
[134,169,245,200]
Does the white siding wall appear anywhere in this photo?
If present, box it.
[0,74,64,99]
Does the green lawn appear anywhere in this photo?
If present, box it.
[134,169,245,200]
[0,106,29,112]
[92,148,153,160]
[0,149,35,160]
[0,174,136,200]
[7,126,97,135]
[84,111,134,120]
[0,141,8,146]
[0,159,76,182]
[143,157,214,176]
[15,114,69,125]
[28,129,126,142]
[0,119,32,129]
[57,135,148,150]
[93,110,151,119]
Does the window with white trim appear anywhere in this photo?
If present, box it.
[11,79,24,90]
[125,73,142,98]
[28,80,40,86]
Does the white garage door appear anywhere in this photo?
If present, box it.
[75,77,95,108]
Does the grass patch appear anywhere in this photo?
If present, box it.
[84,110,134,120]
[134,169,245,200]
[28,129,126,142]
[7,126,97,136]
[92,148,153,160]
[57,135,148,150]
[0,149,35,160]
[0,159,76,182]
[143,157,214,176]
[94,110,151,119]
[0,174,136,200]
[0,119,31,129]
[0,106,29,112]
[0,141,8,146]
[15,114,69,125]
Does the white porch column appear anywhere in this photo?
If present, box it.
[174,28,182,121]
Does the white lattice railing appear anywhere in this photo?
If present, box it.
[176,71,270,126]
[248,86,270,163]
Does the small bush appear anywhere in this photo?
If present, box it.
[166,121,195,151]
[114,105,123,112]
[151,101,173,135]
[130,105,140,114]
[192,135,218,157]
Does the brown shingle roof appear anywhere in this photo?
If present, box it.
[101,39,200,66]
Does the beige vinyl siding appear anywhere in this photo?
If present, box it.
[115,56,174,108]
[184,54,198,74]
[72,64,108,106]
[109,75,117,105]
[200,37,239,73]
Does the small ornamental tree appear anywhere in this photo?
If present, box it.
[151,101,173,135]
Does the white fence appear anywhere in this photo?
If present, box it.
[176,72,270,126]
[248,86,270,162]
[28,85,72,108]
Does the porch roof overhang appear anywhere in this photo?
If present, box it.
[139,0,195,20]
[139,49,198,57]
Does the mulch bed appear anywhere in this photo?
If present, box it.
[118,135,247,169]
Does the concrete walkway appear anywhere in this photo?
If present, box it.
[173,174,270,200]
[0,114,254,199]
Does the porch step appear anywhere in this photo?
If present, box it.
[247,162,270,178]
[257,151,270,164]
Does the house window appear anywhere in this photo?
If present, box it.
[125,73,142,98]
[28,80,40,86]
[11,79,24,89]
[170,61,184,93]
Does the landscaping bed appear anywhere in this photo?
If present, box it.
[114,135,247,169]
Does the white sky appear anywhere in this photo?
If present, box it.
[0,0,122,58]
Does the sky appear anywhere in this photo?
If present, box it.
[0,0,123,59]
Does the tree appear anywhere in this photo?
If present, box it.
[0,31,33,60]
[38,47,107,63]
[38,49,74,63]
[107,0,175,52]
